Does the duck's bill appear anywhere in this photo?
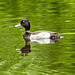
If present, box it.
[15,23,21,27]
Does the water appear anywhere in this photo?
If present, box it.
[0,0,75,75]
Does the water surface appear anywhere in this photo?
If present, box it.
[0,0,75,75]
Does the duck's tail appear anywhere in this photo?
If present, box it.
[60,36,64,38]
[51,33,75,39]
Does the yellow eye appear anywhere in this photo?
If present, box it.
[23,21,25,23]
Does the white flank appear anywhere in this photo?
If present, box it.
[30,32,50,40]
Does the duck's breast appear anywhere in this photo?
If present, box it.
[30,32,50,40]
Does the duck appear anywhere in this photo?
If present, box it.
[15,19,60,40]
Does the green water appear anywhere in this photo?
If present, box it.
[0,0,75,75]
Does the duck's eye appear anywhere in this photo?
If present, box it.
[23,21,25,23]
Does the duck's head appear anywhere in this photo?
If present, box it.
[15,19,30,31]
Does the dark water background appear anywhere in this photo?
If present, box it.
[0,0,75,75]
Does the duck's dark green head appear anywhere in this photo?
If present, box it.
[15,19,30,31]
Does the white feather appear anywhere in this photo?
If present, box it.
[30,32,50,40]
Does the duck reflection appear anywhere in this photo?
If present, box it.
[16,38,60,56]
[21,40,31,56]
[30,38,59,44]
[16,39,31,56]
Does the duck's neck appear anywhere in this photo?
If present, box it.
[25,30,30,33]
